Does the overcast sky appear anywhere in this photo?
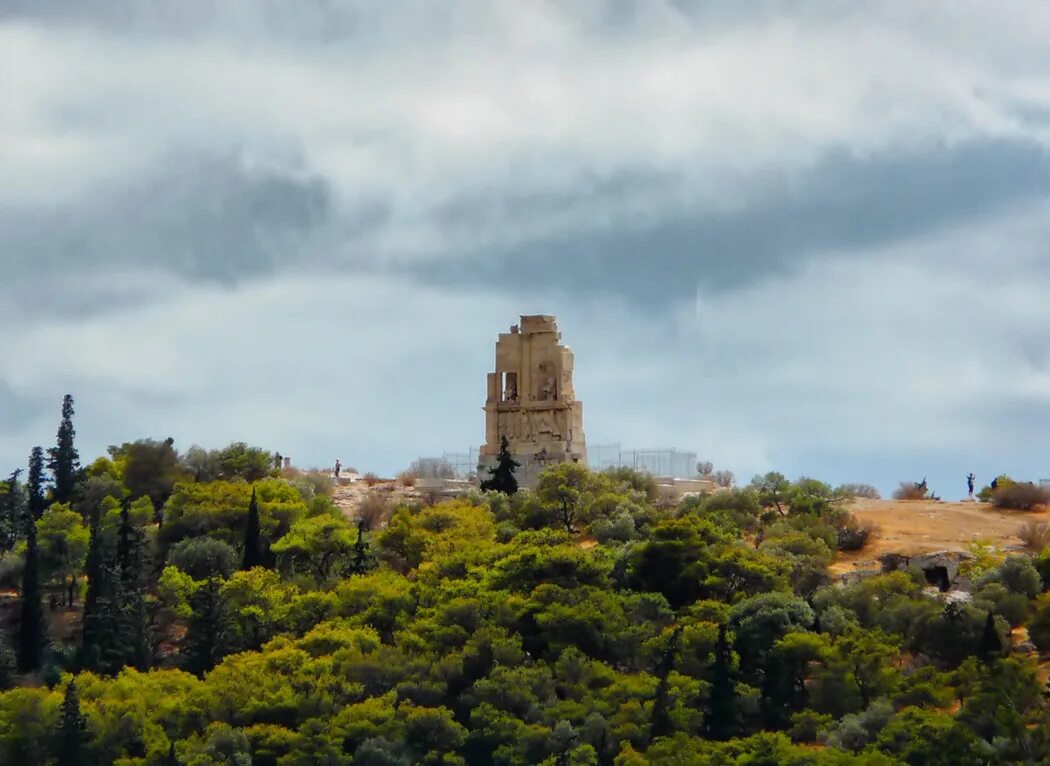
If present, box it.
[3,2,1050,497]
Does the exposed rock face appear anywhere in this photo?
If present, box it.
[479,315,586,488]
[878,549,975,592]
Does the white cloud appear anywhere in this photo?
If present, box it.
[4,2,1050,498]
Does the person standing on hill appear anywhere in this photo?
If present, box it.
[334,459,342,478]
[967,472,976,499]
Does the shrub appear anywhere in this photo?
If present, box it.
[977,475,1012,503]
[362,472,382,487]
[1035,548,1050,591]
[790,710,832,744]
[1029,594,1050,652]
[168,537,238,580]
[1018,521,1050,553]
[836,484,881,500]
[356,493,391,531]
[589,511,638,543]
[892,482,928,501]
[397,471,418,488]
[994,554,1042,598]
[972,582,1030,627]
[837,514,879,552]
[992,482,1050,511]
[711,470,734,488]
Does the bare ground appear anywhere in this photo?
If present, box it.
[831,498,1050,575]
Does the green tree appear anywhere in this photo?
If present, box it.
[829,628,900,708]
[47,394,80,506]
[168,538,238,581]
[750,472,791,514]
[184,578,227,676]
[706,623,737,740]
[27,447,48,520]
[977,611,1004,663]
[241,487,262,571]
[54,677,88,766]
[480,437,520,495]
[36,504,89,607]
[1029,594,1050,652]
[17,512,47,672]
[536,463,593,533]
[729,593,814,675]
[115,438,186,512]
[649,626,682,740]
[271,514,357,583]
[160,479,306,553]
[113,502,150,671]
[80,503,106,669]
[348,519,377,575]
[217,442,274,482]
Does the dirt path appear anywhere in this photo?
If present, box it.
[831,498,1050,575]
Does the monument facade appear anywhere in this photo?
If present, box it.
[479,315,586,486]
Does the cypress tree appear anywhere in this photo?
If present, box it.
[706,623,737,740]
[978,611,1003,663]
[650,625,682,740]
[55,677,88,766]
[114,503,150,671]
[48,394,80,506]
[479,436,520,495]
[81,503,105,667]
[27,447,48,520]
[17,512,48,672]
[347,519,377,576]
[184,578,226,676]
[241,487,262,570]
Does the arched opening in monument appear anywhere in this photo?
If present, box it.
[923,566,951,592]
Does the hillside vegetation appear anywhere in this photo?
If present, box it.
[0,398,1048,764]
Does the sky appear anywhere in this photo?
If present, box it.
[3,1,1050,498]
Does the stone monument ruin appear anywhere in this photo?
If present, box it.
[479,315,586,487]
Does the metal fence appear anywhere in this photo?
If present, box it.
[425,444,699,480]
[588,444,697,478]
[414,449,481,480]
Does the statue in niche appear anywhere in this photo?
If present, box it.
[536,362,557,401]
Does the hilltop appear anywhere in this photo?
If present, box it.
[832,497,1050,575]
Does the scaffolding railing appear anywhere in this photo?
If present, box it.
[413,450,480,480]
[588,444,697,478]
[428,445,699,480]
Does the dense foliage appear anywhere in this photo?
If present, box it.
[0,398,1047,764]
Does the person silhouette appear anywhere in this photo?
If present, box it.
[334,459,341,478]
[966,472,975,498]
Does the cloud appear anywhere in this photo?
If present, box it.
[4,2,1050,497]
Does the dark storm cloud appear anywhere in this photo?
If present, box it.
[5,135,1049,321]
[5,0,1050,497]
[414,138,1050,303]
[3,149,332,289]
